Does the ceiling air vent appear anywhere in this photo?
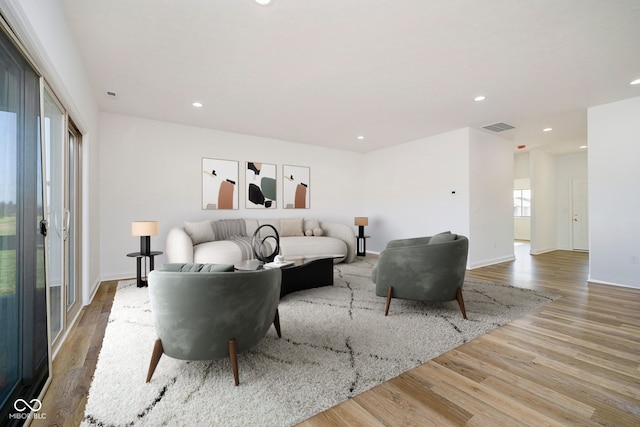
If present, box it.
[482,122,515,132]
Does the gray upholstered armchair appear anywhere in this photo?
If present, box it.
[146,263,282,385]
[372,232,469,318]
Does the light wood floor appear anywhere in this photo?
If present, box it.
[301,246,640,426]
[33,246,640,426]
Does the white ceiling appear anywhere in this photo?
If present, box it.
[61,0,640,154]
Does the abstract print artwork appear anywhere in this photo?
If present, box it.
[202,158,239,210]
[246,162,277,209]
[283,165,310,209]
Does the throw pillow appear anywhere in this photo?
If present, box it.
[184,221,216,245]
[197,263,235,272]
[280,218,304,237]
[161,263,234,272]
[313,228,324,236]
[428,231,457,245]
[304,218,320,235]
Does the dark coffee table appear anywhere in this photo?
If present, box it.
[235,255,341,298]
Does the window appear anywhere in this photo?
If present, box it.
[514,189,531,217]
[1,23,49,422]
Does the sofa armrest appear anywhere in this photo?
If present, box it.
[320,221,356,263]
[165,226,194,263]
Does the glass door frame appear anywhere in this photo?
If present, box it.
[0,17,52,424]
[42,84,82,353]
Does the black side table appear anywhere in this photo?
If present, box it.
[356,236,370,256]
[127,251,163,287]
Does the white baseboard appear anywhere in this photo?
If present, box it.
[101,273,135,282]
[588,277,640,290]
[84,276,102,306]
[469,255,516,270]
[529,247,556,255]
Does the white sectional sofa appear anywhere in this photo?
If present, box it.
[165,218,356,265]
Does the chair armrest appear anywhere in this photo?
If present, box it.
[386,236,433,248]
[165,226,194,263]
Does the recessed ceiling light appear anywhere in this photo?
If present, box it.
[631,78,640,85]
[192,102,203,108]
[474,95,486,102]
[357,135,365,140]
[543,127,552,132]
[254,0,273,5]
[579,145,588,149]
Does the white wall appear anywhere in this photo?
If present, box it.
[588,96,640,289]
[514,152,530,179]
[529,150,557,254]
[99,113,365,279]
[363,128,471,253]
[362,127,514,269]
[555,152,587,250]
[468,128,514,268]
[1,0,101,303]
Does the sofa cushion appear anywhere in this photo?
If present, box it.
[194,240,249,265]
[280,236,346,261]
[184,221,216,245]
[280,218,304,237]
[428,231,457,245]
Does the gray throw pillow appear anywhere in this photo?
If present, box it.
[428,231,457,245]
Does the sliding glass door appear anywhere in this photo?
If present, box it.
[43,88,82,350]
[0,26,49,425]
[43,88,65,343]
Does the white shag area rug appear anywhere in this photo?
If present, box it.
[82,258,557,427]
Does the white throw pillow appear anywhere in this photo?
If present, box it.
[184,221,216,245]
[304,218,320,236]
[280,218,304,237]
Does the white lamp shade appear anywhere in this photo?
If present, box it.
[131,221,159,236]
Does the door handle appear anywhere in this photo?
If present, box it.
[63,209,70,240]
[39,219,48,237]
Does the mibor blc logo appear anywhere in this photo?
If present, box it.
[9,398,47,420]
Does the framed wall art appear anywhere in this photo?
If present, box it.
[202,158,239,210]
[283,164,310,209]
[246,161,277,209]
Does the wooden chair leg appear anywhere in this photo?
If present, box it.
[456,287,467,320]
[385,286,393,316]
[273,309,282,338]
[228,338,239,386]
[146,339,164,383]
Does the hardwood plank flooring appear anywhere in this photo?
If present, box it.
[31,280,118,427]
[33,246,640,426]
[300,247,640,426]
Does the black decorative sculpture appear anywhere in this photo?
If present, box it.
[252,224,280,263]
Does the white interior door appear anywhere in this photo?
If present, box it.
[572,178,589,251]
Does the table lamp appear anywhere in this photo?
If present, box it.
[354,217,368,238]
[131,221,158,255]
